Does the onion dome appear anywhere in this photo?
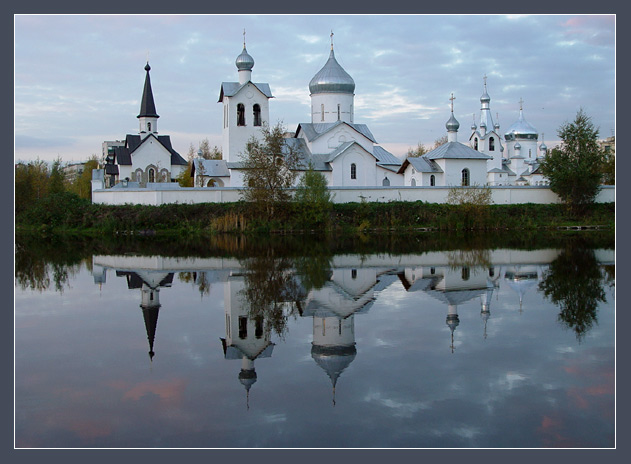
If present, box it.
[236,46,254,71]
[539,141,547,151]
[515,142,521,149]
[446,113,460,132]
[480,89,491,104]
[309,49,355,95]
[505,107,538,141]
[239,368,257,390]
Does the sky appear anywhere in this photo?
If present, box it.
[14,14,616,164]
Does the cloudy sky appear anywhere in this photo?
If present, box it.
[14,14,615,163]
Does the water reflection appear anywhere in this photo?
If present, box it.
[88,245,614,400]
[15,234,615,447]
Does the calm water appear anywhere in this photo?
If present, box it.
[14,235,615,448]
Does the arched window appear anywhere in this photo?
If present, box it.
[148,168,155,183]
[411,178,416,187]
[474,138,479,150]
[430,175,435,186]
[147,122,152,132]
[461,168,470,186]
[253,104,261,126]
[382,176,390,186]
[237,103,245,126]
[489,137,495,151]
[207,179,216,187]
[350,163,357,180]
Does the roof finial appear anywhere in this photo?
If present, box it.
[449,92,456,113]
[330,30,334,51]
[243,28,246,48]
[483,74,488,90]
[519,97,524,111]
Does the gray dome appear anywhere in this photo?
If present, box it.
[236,46,254,71]
[539,142,547,151]
[311,344,356,386]
[481,91,491,103]
[309,49,355,94]
[505,110,538,139]
[446,113,460,132]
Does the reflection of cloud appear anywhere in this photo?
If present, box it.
[109,378,187,406]
[67,419,113,441]
[363,390,431,418]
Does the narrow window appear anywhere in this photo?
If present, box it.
[351,269,357,279]
[253,104,261,126]
[461,168,470,186]
[147,122,152,132]
[350,163,357,180]
[489,137,495,151]
[411,178,416,187]
[148,168,155,183]
[462,267,470,281]
[237,103,245,126]
[337,104,341,121]
[474,137,479,150]
[430,175,435,186]
[321,104,325,122]
[489,267,495,277]
[255,317,263,339]
[430,267,435,275]
[238,316,247,339]
[382,176,390,186]
[529,149,532,158]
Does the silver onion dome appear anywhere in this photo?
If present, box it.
[481,90,491,103]
[446,113,460,132]
[309,49,355,94]
[236,46,254,71]
[505,110,538,140]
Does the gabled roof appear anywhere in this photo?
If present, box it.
[114,134,187,166]
[296,121,377,144]
[218,81,273,102]
[325,141,376,163]
[397,156,444,174]
[424,141,492,160]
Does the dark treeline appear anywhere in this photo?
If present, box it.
[16,192,615,236]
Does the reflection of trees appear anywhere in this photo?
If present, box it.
[446,248,491,269]
[240,251,307,338]
[15,240,79,293]
[538,242,607,341]
[178,271,211,297]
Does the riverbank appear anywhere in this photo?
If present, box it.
[15,191,615,237]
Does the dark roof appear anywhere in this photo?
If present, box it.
[114,134,187,166]
[138,63,159,119]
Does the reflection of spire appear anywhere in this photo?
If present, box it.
[238,357,257,411]
[446,305,459,353]
[141,303,160,361]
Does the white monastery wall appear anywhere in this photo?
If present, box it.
[92,185,614,206]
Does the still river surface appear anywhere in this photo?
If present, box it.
[15,234,615,448]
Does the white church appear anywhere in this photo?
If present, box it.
[99,35,551,194]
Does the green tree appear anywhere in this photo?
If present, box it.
[539,109,606,215]
[447,184,493,229]
[406,142,428,158]
[48,157,66,195]
[293,165,332,228]
[240,122,299,218]
[15,159,49,214]
[69,155,99,199]
[176,144,195,187]
[198,138,222,160]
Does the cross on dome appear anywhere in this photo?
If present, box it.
[449,92,456,112]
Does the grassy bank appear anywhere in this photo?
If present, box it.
[15,191,615,237]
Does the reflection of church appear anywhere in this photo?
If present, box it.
[220,273,275,409]
[91,250,574,405]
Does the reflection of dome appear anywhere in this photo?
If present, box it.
[239,368,257,391]
[446,314,460,332]
[311,344,356,387]
[309,49,355,95]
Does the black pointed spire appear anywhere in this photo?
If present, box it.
[141,303,160,361]
[138,62,159,119]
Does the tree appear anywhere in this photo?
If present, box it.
[15,159,49,214]
[69,155,99,199]
[406,142,427,158]
[447,184,493,229]
[433,135,448,149]
[293,164,332,228]
[198,138,222,160]
[539,109,606,215]
[48,157,66,195]
[240,122,300,218]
